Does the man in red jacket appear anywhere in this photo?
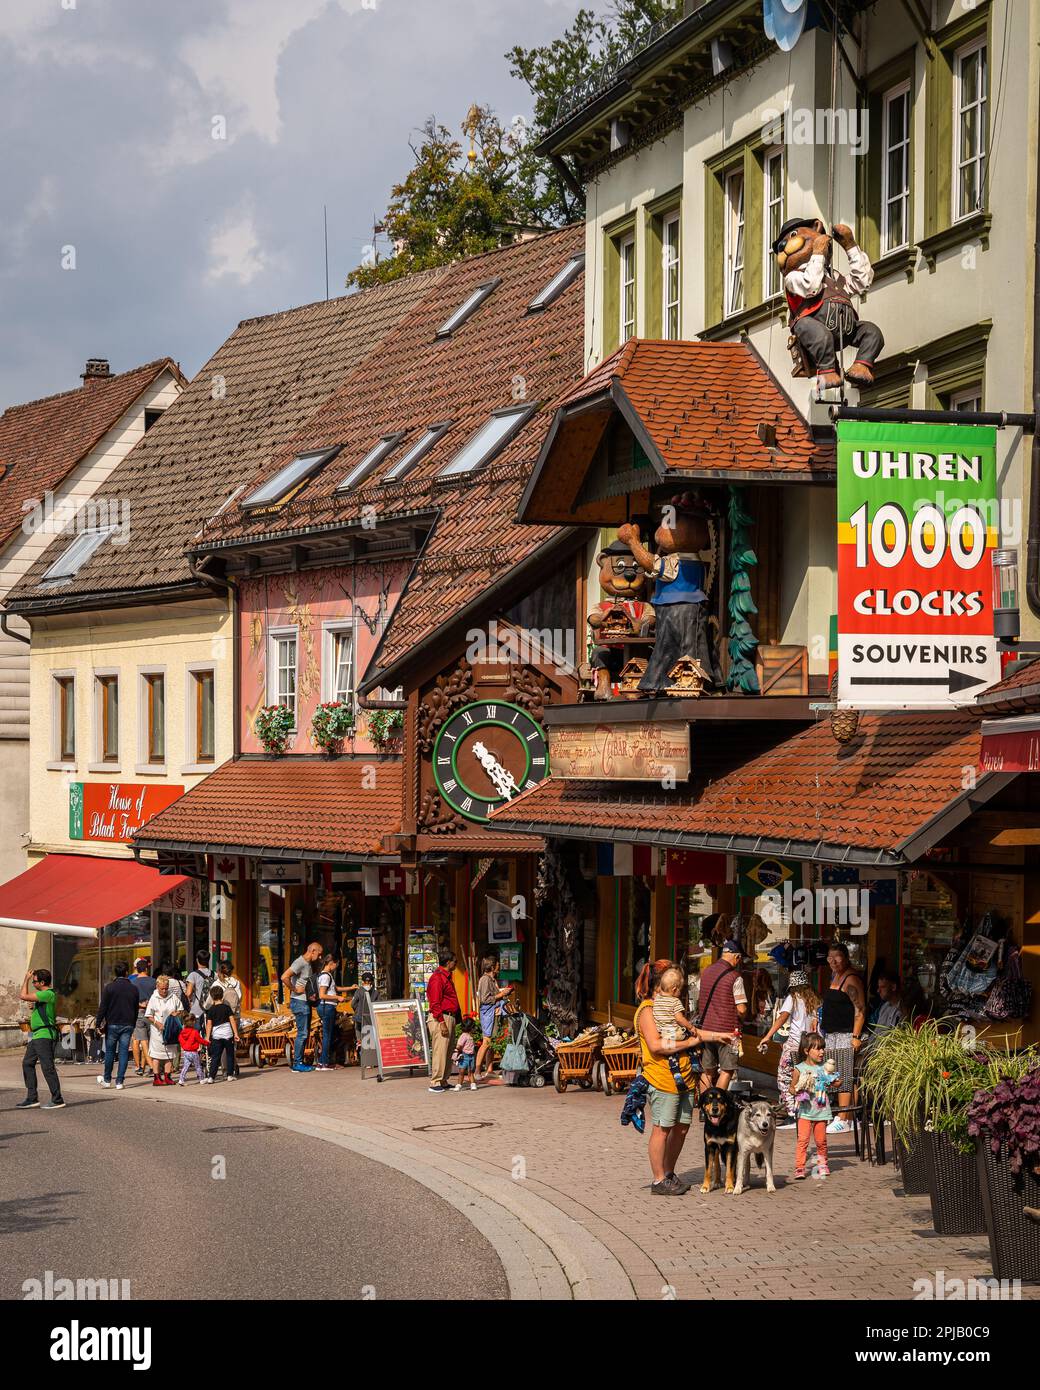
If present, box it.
[426,950,461,1093]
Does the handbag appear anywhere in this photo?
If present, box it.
[500,1016,530,1073]
[985,946,1033,1021]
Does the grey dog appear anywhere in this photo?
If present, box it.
[732,1100,777,1195]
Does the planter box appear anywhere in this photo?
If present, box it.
[893,1128,930,1195]
[977,1141,1040,1284]
[923,1130,985,1234]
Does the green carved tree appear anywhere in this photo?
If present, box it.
[726,485,760,694]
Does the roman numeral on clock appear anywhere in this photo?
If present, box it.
[486,704,497,719]
[460,710,473,725]
[443,779,457,794]
[460,796,473,813]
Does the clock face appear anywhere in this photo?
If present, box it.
[431,700,550,823]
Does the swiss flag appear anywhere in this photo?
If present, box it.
[362,864,413,896]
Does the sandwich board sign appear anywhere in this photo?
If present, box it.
[836,420,1001,708]
[358,998,431,1082]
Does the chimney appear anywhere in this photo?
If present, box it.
[81,358,111,384]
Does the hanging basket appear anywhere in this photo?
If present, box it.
[829,675,859,744]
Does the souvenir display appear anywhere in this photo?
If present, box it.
[587,538,653,701]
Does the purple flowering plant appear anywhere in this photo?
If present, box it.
[967,1065,1040,1176]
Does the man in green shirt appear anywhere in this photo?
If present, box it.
[16,968,65,1109]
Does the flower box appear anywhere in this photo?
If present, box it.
[923,1130,985,1235]
[976,1142,1040,1283]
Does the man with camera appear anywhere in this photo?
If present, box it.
[16,968,65,1110]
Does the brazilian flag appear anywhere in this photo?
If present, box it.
[737,856,797,897]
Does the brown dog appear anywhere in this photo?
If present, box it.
[699,1086,739,1194]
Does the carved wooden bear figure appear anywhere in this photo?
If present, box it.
[773,217,884,391]
[587,538,653,701]
[618,494,722,697]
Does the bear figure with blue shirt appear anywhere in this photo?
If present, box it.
[617,492,722,696]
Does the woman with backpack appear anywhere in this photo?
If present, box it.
[145,975,182,1086]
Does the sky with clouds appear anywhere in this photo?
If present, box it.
[0,0,586,410]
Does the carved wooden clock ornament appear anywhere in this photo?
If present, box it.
[431,700,549,823]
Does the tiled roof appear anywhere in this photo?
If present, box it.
[194,224,587,684]
[491,711,991,864]
[974,657,1040,714]
[0,359,182,552]
[132,756,403,857]
[7,271,449,604]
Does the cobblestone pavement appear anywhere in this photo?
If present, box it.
[4,1053,1035,1301]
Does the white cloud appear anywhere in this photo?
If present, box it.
[206,204,268,284]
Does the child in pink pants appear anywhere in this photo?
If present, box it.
[789,1032,839,1179]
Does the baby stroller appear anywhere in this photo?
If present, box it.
[501,1009,557,1088]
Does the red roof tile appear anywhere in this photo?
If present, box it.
[491,711,991,863]
[133,757,402,857]
[0,359,183,552]
[974,657,1040,714]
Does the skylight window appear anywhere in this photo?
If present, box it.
[438,404,536,478]
[435,278,500,338]
[337,433,407,492]
[242,446,341,508]
[382,421,453,481]
[527,254,585,311]
[41,528,114,585]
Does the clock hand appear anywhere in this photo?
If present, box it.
[472,740,518,800]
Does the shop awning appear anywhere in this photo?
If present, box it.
[491,710,1013,867]
[132,755,403,860]
[0,854,189,938]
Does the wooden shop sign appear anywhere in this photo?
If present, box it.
[548,721,690,781]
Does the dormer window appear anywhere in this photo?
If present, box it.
[527,255,584,311]
[435,279,499,338]
[242,446,341,508]
[41,528,115,585]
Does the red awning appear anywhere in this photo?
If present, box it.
[0,854,189,937]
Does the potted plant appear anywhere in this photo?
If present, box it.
[368,708,403,749]
[310,700,355,754]
[860,1021,941,1197]
[968,1061,1040,1281]
[254,704,295,755]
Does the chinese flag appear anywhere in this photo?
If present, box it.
[665,849,727,886]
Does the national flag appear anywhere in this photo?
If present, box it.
[861,872,898,905]
[631,844,661,876]
[665,849,727,886]
[595,843,660,876]
[318,863,363,891]
[820,865,859,886]
[208,854,251,883]
[260,859,304,884]
[737,855,797,896]
[362,864,412,896]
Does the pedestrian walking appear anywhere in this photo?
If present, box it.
[214,957,244,1077]
[474,954,512,1080]
[145,976,182,1085]
[203,986,239,1084]
[451,1017,478,1091]
[316,954,340,1070]
[176,1020,206,1085]
[281,941,322,1072]
[185,950,214,1027]
[426,950,461,1093]
[129,957,155,1075]
[756,970,820,1128]
[95,961,140,1090]
[16,968,65,1110]
[790,1031,841,1180]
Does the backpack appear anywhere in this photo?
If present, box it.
[190,968,214,1012]
[162,1013,183,1045]
[206,975,240,1012]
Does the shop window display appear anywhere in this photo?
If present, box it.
[902,871,959,1010]
[618,876,651,1006]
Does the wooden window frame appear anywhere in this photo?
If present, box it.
[95,673,119,765]
[140,671,166,766]
[52,674,76,764]
[194,668,215,764]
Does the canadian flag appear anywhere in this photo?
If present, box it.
[207,854,251,882]
[362,864,415,897]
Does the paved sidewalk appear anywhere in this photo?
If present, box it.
[4,1053,1034,1301]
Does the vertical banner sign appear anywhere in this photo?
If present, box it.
[837,421,1000,707]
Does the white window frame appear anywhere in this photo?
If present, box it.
[762,146,785,296]
[619,231,636,341]
[661,211,681,339]
[136,665,167,775]
[183,663,217,775]
[953,36,987,222]
[948,386,983,414]
[437,404,537,478]
[322,620,356,707]
[90,668,120,773]
[880,82,911,254]
[724,168,745,317]
[48,670,77,770]
[267,626,299,729]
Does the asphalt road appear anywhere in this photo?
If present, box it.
[0,1080,508,1301]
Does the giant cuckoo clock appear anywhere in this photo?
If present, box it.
[417,633,576,833]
